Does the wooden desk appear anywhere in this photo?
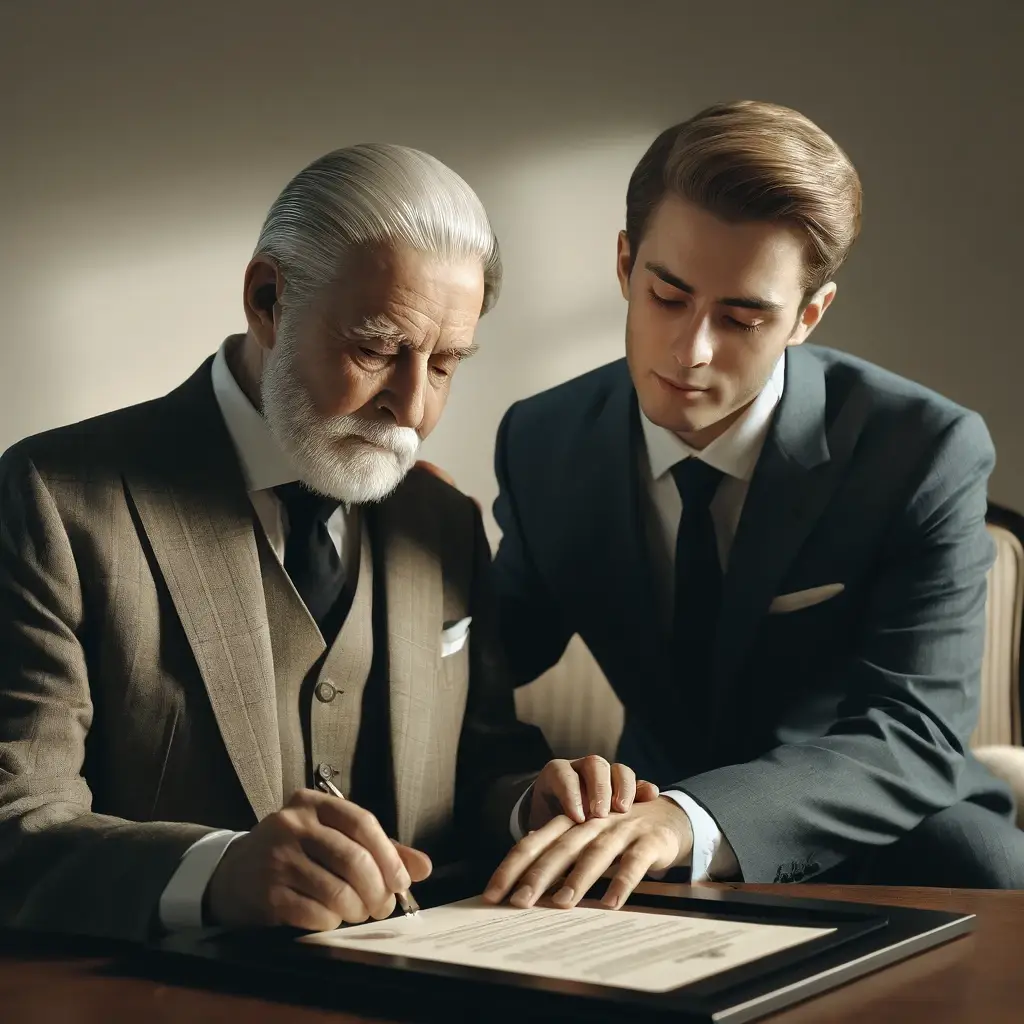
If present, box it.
[1,885,1020,1023]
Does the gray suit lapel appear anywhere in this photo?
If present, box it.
[712,348,855,719]
[126,361,283,821]
[570,372,669,687]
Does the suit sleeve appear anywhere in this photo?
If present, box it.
[0,452,215,941]
[456,493,553,849]
[490,403,574,685]
[675,412,1002,883]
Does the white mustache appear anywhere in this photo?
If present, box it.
[329,417,420,457]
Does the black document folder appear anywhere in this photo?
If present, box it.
[149,879,973,1023]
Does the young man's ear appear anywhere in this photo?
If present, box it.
[790,282,837,346]
[616,231,633,300]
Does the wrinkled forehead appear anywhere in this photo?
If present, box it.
[314,244,485,348]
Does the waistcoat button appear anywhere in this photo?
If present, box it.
[315,680,338,703]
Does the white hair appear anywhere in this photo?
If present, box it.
[253,142,501,314]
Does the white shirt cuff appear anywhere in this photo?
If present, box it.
[509,784,533,841]
[660,790,739,881]
[158,830,247,930]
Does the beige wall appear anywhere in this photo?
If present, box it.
[2,0,1022,542]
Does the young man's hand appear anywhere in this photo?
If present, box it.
[528,755,660,830]
[485,797,693,912]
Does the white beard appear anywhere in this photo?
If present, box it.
[260,321,420,504]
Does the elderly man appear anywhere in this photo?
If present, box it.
[0,144,651,941]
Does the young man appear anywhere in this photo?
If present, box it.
[0,144,647,941]
[482,101,1024,911]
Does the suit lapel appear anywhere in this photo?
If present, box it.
[569,367,669,694]
[711,348,858,721]
[126,360,283,821]
[370,479,444,845]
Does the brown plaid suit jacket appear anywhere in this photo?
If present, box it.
[0,357,549,940]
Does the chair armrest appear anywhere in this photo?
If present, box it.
[973,745,1024,829]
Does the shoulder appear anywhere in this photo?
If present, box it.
[1,356,219,490]
[386,465,482,546]
[380,465,486,585]
[500,359,630,435]
[0,398,165,493]
[395,464,478,517]
[496,359,631,473]
[808,345,980,422]
[805,345,991,454]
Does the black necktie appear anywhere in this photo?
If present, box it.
[670,458,724,685]
[274,482,346,630]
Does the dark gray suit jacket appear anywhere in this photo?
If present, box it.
[492,344,1014,884]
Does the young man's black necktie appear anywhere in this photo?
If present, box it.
[670,458,724,689]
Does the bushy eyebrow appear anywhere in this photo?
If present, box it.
[347,314,407,342]
[347,314,479,359]
[645,261,785,313]
[441,344,479,360]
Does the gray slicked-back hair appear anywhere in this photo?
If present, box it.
[253,143,501,315]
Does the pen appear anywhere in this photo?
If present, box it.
[315,766,420,916]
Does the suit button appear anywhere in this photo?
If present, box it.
[315,680,339,703]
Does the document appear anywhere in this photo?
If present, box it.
[300,897,834,992]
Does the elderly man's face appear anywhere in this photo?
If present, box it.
[257,246,484,503]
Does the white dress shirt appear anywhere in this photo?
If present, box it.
[160,338,525,929]
[643,353,786,883]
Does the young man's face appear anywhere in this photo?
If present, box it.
[617,195,835,448]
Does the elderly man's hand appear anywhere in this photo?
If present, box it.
[206,789,432,930]
[528,755,659,831]
[484,797,693,911]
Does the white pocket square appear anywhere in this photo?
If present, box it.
[440,616,472,657]
[768,583,845,614]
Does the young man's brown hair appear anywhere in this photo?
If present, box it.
[625,100,862,301]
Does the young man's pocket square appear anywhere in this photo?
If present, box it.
[768,584,845,614]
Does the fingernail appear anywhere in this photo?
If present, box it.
[602,893,620,909]
[510,886,533,906]
[395,870,412,891]
[591,799,606,817]
[482,887,500,903]
[552,886,574,905]
[574,802,585,821]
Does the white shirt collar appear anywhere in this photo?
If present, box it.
[210,336,300,493]
[639,351,786,483]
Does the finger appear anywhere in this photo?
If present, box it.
[287,854,377,923]
[635,780,661,802]
[600,836,665,910]
[481,815,577,903]
[610,763,637,813]
[394,844,433,883]
[269,887,345,932]
[508,820,611,909]
[550,828,635,909]
[537,760,585,824]
[301,826,394,920]
[313,795,411,892]
[574,755,612,817]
